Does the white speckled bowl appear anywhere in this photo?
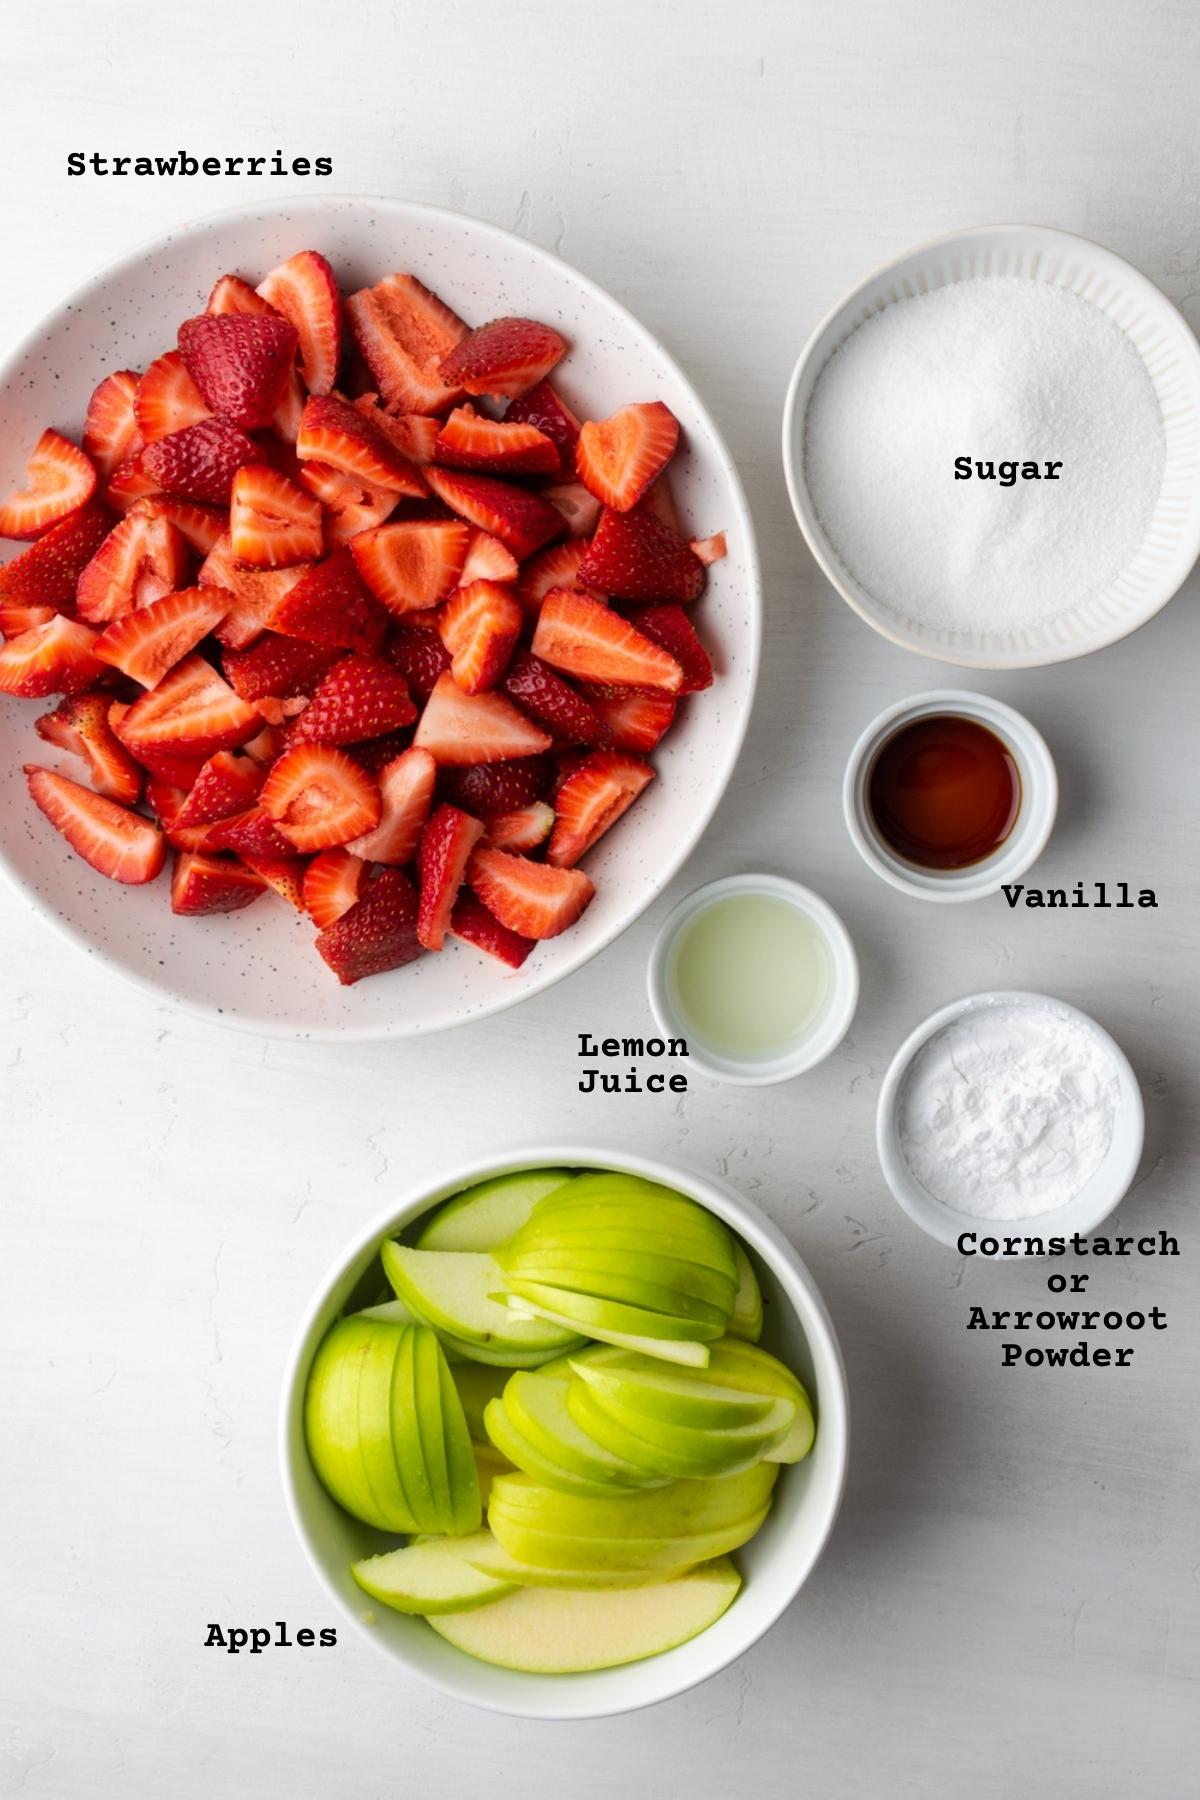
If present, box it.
[0,195,760,1039]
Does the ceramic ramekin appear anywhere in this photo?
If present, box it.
[646,874,859,1084]
[843,690,1057,903]
[876,991,1145,1252]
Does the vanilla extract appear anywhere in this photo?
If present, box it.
[1001,881,1157,908]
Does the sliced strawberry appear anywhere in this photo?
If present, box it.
[532,589,682,693]
[261,744,380,852]
[130,495,225,555]
[177,312,298,431]
[271,367,307,445]
[0,616,105,697]
[288,653,416,746]
[296,394,426,495]
[0,501,111,612]
[547,750,654,867]
[352,398,441,464]
[437,580,522,694]
[575,402,679,512]
[350,520,469,615]
[110,700,205,788]
[385,618,451,698]
[141,418,259,507]
[466,846,593,939]
[450,890,536,968]
[423,468,562,562]
[200,532,310,650]
[459,529,519,585]
[505,380,581,460]
[502,650,609,746]
[0,602,55,638]
[24,765,164,884]
[582,685,677,752]
[298,461,397,547]
[93,586,231,687]
[440,755,552,816]
[229,465,324,569]
[170,750,263,828]
[417,803,485,950]
[75,512,189,625]
[315,865,423,985]
[105,455,161,513]
[34,691,143,804]
[414,671,552,766]
[578,502,706,603]
[516,539,602,614]
[485,801,555,853]
[438,317,567,399]
[433,407,559,475]
[240,852,308,909]
[345,274,468,414]
[205,803,295,861]
[345,745,436,864]
[257,250,342,396]
[303,846,367,926]
[171,850,266,915]
[690,532,727,566]
[644,474,682,537]
[222,632,340,706]
[628,603,713,692]
[206,274,278,317]
[119,654,261,763]
[0,431,97,541]
[83,372,143,483]
[542,480,601,540]
[135,352,212,442]
[144,775,188,824]
[268,554,390,662]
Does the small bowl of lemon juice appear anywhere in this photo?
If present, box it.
[648,874,859,1084]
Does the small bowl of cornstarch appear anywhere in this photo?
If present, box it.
[783,225,1200,668]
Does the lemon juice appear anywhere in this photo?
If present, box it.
[667,893,832,1058]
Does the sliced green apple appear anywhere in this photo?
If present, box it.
[483,1395,623,1499]
[352,1531,515,1614]
[304,1317,394,1530]
[488,1506,772,1573]
[414,1170,575,1252]
[503,1368,658,1490]
[389,1321,441,1533]
[463,1534,696,1590]
[488,1463,777,1534]
[426,1559,742,1673]
[566,1353,781,1431]
[434,1328,575,1369]
[439,1353,482,1535]
[496,1246,737,1318]
[566,1375,795,1479]
[412,1324,454,1532]
[729,1243,764,1341]
[355,1318,420,1531]
[500,1280,720,1362]
[382,1243,581,1354]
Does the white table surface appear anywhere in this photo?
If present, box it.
[2,2,1197,1794]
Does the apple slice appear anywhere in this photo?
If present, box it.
[415,1169,576,1251]
[499,1281,721,1363]
[440,1353,483,1535]
[729,1242,764,1342]
[304,1317,394,1529]
[496,1247,736,1322]
[352,1531,515,1615]
[567,1353,786,1432]
[488,1462,777,1532]
[426,1559,742,1673]
[463,1535,693,1590]
[488,1506,772,1574]
[566,1374,796,1480]
[355,1318,422,1531]
[501,1369,661,1491]
[389,1322,441,1532]
[381,1242,582,1354]
[413,1324,455,1531]
[482,1393,619,1500]
[434,1327,577,1370]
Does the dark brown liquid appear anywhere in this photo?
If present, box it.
[867,713,1021,871]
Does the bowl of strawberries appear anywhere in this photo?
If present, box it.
[0,196,760,1038]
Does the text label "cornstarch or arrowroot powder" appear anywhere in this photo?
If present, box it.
[803,279,1166,636]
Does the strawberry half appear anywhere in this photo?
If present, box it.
[440,755,552,817]
[350,520,470,615]
[423,468,563,563]
[25,765,164,884]
[0,602,55,638]
[414,672,552,766]
[532,590,683,693]
[75,512,189,624]
[433,407,559,475]
[141,418,259,507]
[267,549,388,654]
[170,750,263,829]
[131,495,226,555]
[200,532,310,650]
[94,586,232,687]
[547,750,654,867]
[288,653,416,746]
[230,465,324,569]
[34,691,143,805]
[314,866,423,985]
[178,312,299,430]
[222,632,340,705]
[105,456,161,514]
[417,803,485,950]
[260,744,381,852]
[516,539,601,614]
[345,745,436,863]
[437,580,522,694]
[0,500,111,612]
[241,852,308,909]
[466,846,593,939]
[628,603,713,692]
[303,846,367,926]
[578,502,706,604]
[119,654,261,763]
[384,619,451,698]
[170,851,266,915]
[0,431,97,541]
[576,402,680,512]
[485,800,555,853]
[205,804,295,861]
[502,650,609,746]
[0,616,105,697]
[206,274,278,318]
[257,250,342,396]
[460,529,519,585]
[135,352,212,442]
[298,462,398,547]
[438,317,567,399]
[83,372,143,483]
[345,273,469,415]
[296,394,426,495]
[449,890,536,968]
[582,685,677,752]
[352,399,441,465]
[505,381,581,461]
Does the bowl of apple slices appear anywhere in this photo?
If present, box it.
[281,1146,848,1718]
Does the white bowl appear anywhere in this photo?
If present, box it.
[646,873,859,1082]
[0,195,761,1040]
[279,1144,849,1720]
[876,992,1144,1252]
[782,224,1200,668]
[843,690,1058,903]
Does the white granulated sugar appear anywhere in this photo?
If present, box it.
[896,1001,1121,1219]
[803,279,1165,634]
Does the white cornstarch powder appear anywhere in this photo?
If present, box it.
[896,1000,1121,1219]
[804,279,1165,634]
